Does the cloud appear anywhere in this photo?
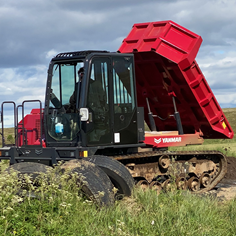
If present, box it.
[0,0,235,127]
[0,66,46,102]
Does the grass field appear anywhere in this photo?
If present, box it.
[0,108,236,235]
[169,108,236,157]
[1,165,236,236]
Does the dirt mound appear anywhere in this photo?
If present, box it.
[224,156,236,180]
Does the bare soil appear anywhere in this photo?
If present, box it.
[211,156,236,201]
[224,156,236,180]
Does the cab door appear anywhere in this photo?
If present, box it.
[112,56,138,145]
[86,57,112,145]
[45,61,83,146]
[85,55,138,146]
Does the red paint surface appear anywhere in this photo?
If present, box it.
[118,20,233,139]
[18,109,44,146]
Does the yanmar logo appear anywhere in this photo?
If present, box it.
[154,138,162,144]
[154,137,182,144]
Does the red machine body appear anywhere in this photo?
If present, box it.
[118,20,234,147]
[18,109,45,147]
[3,20,233,198]
[17,20,234,149]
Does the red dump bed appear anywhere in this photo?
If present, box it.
[118,20,234,139]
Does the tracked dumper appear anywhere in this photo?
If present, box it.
[0,20,234,205]
[116,20,234,192]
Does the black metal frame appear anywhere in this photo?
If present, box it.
[1,101,16,147]
[21,100,43,146]
[0,142,145,165]
[0,50,145,166]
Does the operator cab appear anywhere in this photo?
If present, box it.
[44,51,143,148]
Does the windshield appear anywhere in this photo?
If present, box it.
[50,62,84,108]
[47,61,84,141]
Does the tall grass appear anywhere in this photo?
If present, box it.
[0,110,236,234]
[1,161,236,236]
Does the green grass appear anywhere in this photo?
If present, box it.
[0,128,15,146]
[1,164,236,236]
[223,108,236,133]
[0,109,236,235]
[168,108,236,157]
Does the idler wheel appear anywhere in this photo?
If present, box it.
[176,176,187,190]
[162,179,175,192]
[200,173,211,188]
[158,155,170,169]
[149,181,162,195]
[187,177,200,192]
[136,180,149,191]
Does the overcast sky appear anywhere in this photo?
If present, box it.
[0,0,236,126]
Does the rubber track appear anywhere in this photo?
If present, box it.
[114,150,227,193]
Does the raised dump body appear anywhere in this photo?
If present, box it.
[0,20,234,200]
[118,20,234,139]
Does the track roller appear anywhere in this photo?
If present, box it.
[187,176,200,192]
[136,179,149,191]
[162,179,170,191]
[176,176,187,190]
[149,181,162,194]
[158,155,170,169]
[200,173,211,188]
[114,150,227,193]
